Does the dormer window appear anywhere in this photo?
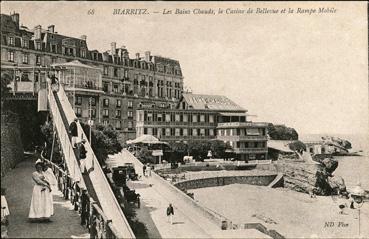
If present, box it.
[81,49,86,58]
[51,44,57,53]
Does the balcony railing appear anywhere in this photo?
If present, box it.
[233,148,268,154]
[217,135,268,141]
[217,122,268,128]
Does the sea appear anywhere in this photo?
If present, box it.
[300,134,369,190]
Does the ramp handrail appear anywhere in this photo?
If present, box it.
[55,85,135,238]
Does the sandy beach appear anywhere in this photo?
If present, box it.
[190,184,369,238]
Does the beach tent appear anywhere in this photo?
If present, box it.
[126,135,169,145]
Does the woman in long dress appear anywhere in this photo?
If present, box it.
[28,160,53,222]
[43,163,57,215]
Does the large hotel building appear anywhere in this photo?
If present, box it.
[1,12,268,160]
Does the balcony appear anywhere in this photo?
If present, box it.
[8,81,35,93]
[217,135,268,141]
[233,148,268,154]
[217,122,268,128]
[63,83,104,94]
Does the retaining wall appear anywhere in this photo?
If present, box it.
[174,174,276,191]
[1,114,24,177]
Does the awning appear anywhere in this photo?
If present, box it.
[268,140,294,153]
[126,134,169,145]
[52,60,100,70]
[219,112,246,117]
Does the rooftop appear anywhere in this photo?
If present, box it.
[181,93,246,112]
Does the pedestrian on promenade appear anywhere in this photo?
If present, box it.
[166,203,174,224]
[29,159,53,222]
[69,118,78,148]
[79,139,87,174]
[147,164,151,177]
[143,165,146,177]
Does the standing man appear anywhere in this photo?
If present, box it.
[69,118,78,148]
[142,164,146,177]
[166,203,174,224]
[79,139,87,174]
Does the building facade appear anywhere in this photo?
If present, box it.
[136,93,268,160]
[1,12,183,141]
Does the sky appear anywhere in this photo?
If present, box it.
[2,1,368,135]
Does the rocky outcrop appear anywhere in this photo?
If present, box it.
[257,157,346,196]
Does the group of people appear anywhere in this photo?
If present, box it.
[69,118,88,173]
[28,159,58,222]
[142,164,153,177]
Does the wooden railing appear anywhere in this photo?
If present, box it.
[42,157,119,238]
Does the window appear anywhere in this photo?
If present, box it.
[35,42,41,50]
[209,115,214,123]
[115,110,121,118]
[76,107,82,117]
[103,109,109,117]
[209,129,214,136]
[8,36,15,46]
[183,128,188,136]
[165,114,171,122]
[75,96,82,105]
[51,57,57,64]
[103,99,109,107]
[22,54,29,64]
[124,70,128,78]
[192,114,198,123]
[103,83,109,92]
[183,114,188,122]
[103,66,108,75]
[200,115,205,122]
[200,128,205,136]
[175,114,180,122]
[81,49,86,58]
[36,56,41,65]
[116,121,121,130]
[147,113,153,121]
[165,128,171,136]
[22,39,28,48]
[103,120,109,126]
[7,51,14,62]
[128,121,133,130]
[51,44,57,53]
[175,128,180,136]
[114,68,118,77]
[192,128,198,136]
[128,101,133,108]
[147,128,153,135]
[128,111,133,118]
[116,99,121,107]
[113,84,119,93]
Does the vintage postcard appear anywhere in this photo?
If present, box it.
[1,1,368,239]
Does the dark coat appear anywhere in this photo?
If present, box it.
[80,143,87,159]
[166,205,174,216]
[69,121,78,137]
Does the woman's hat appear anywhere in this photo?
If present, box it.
[35,159,44,166]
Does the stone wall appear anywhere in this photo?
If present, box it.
[1,114,24,177]
[174,175,277,191]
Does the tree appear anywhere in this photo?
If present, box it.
[267,123,298,140]
[80,123,122,165]
[288,140,306,154]
[1,72,12,111]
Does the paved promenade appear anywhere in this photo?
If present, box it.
[1,156,89,238]
[108,151,270,238]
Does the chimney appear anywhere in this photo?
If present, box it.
[34,25,42,39]
[111,42,116,56]
[145,51,151,62]
[80,35,87,41]
[47,25,55,33]
[135,53,140,60]
[10,12,19,28]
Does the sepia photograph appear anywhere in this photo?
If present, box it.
[1,1,368,238]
